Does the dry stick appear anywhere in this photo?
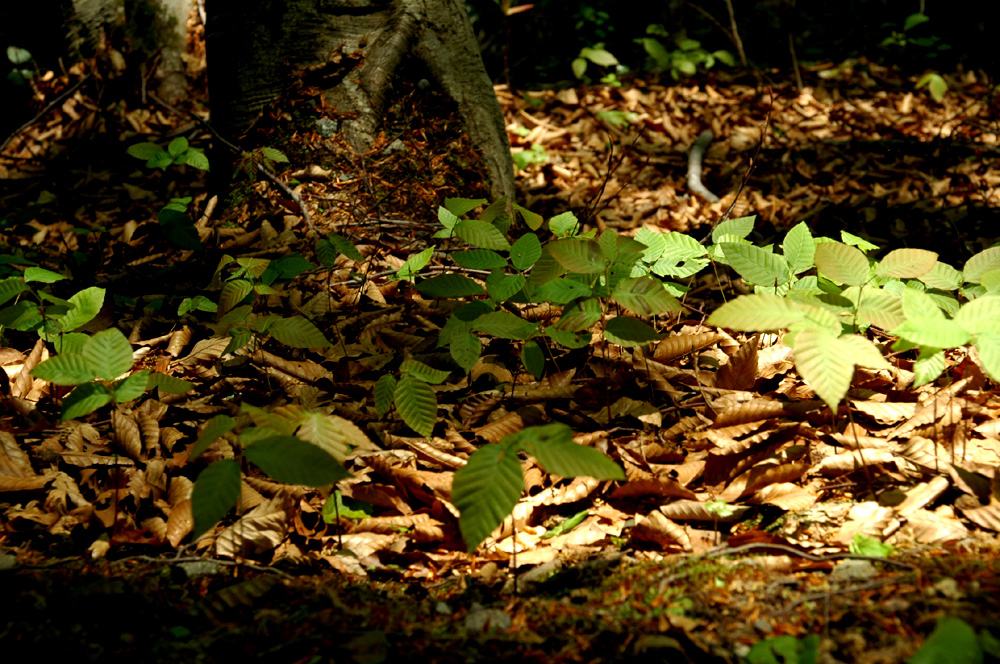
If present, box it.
[788,32,804,90]
[721,0,748,68]
[0,75,91,153]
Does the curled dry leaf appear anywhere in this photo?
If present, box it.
[850,399,915,425]
[215,495,290,558]
[659,499,749,522]
[653,332,728,363]
[632,511,691,550]
[715,334,759,391]
[749,483,818,511]
[111,408,144,461]
[894,476,950,518]
[166,499,193,547]
[901,508,969,543]
[475,411,525,443]
[712,398,786,428]
[166,325,192,357]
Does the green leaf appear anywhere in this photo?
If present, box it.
[61,383,113,420]
[712,216,755,243]
[191,459,242,541]
[513,423,624,480]
[782,222,815,275]
[396,246,434,281]
[964,247,1000,284]
[912,347,947,387]
[82,328,134,381]
[510,233,542,270]
[919,261,963,290]
[580,47,618,66]
[855,289,905,330]
[53,333,89,355]
[604,316,663,346]
[260,146,288,163]
[612,276,682,316]
[555,297,602,332]
[23,267,65,283]
[32,353,98,386]
[472,311,538,340]
[245,436,351,485]
[394,374,437,437]
[838,335,889,370]
[269,316,331,348]
[180,150,210,170]
[0,276,29,306]
[849,534,894,558]
[444,197,487,217]
[707,293,806,331]
[524,247,566,291]
[452,249,507,270]
[59,287,105,332]
[891,318,971,349]
[955,295,1000,335]
[452,442,525,552]
[218,279,253,317]
[112,370,150,402]
[485,270,525,302]
[322,489,373,522]
[533,278,593,304]
[747,635,820,664]
[546,327,592,349]
[127,142,167,160]
[548,238,605,274]
[840,231,879,252]
[909,617,982,664]
[521,340,545,380]
[415,274,484,298]
[167,136,189,156]
[455,220,510,251]
[876,248,938,279]
[146,373,194,394]
[325,232,365,262]
[400,359,450,384]
[793,326,855,410]
[374,374,397,417]
[722,243,790,288]
[973,333,1000,382]
[548,211,579,237]
[449,330,482,372]
[192,414,237,459]
[815,241,870,286]
[513,204,543,231]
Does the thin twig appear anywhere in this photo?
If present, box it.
[1,75,91,153]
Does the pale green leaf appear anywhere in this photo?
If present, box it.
[722,243,790,288]
[892,318,971,349]
[218,279,253,317]
[956,295,1000,335]
[793,326,855,410]
[912,347,947,387]
[963,246,1000,284]
[918,261,963,290]
[394,374,437,437]
[452,442,524,552]
[815,242,870,286]
[840,231,879,252]
[838,335,889,370]
[444,197,487,217]
[513,204,543,231]
[712,215,756,243]
[23,267,65,284]
[707,293,805,331]
[782,222,815,275]
[191,459,242,541]
[876,248,938,279]
[396,246,434,280]
[856,289,905,331]
[973,333,1000,383]
[245,436,350,485]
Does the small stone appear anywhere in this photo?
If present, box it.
[315,118,338,138]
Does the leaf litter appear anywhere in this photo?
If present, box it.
[1,24,999,664]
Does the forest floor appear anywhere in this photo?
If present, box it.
[2,21,1000,664]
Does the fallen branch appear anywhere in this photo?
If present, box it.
[687,129,720,203]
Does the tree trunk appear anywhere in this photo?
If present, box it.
[205,0,515,203]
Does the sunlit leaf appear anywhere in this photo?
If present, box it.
[452,442,524,552]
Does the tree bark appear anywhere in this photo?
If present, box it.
[205,0,515,203]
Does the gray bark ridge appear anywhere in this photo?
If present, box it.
[207,0,515,204]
